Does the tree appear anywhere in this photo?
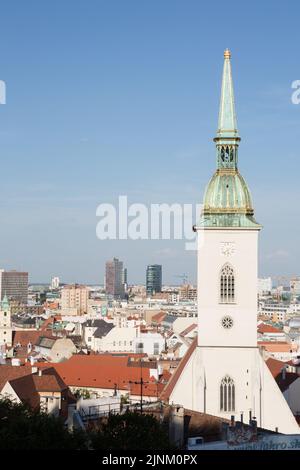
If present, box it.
[90,410,170,450]
[0,398,87,450]
[0,398,171,450]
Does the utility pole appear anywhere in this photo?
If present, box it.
[129,358,149,414]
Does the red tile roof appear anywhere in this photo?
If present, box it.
[266,357,289,378]
[152,312,166,324]
[258,324,283,334]
[0,365,32,390]
[179,323,197,337]
[35,355,163,397]
[5,367,71,410]
[258,342,297,353]
[33,367,67,392]
[266,358,300,392]
[8,374,40,409]
[12,330,41,347]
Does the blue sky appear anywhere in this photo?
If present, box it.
[0,0,299,284]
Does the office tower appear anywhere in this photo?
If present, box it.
[146,265,162,296]
[0,269,28,304]
[105,258,125,299]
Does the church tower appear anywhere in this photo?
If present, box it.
[0,294,12,348]
[165,50,300,434]
[197,48,261,349]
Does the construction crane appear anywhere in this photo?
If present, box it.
[174,273,188,285]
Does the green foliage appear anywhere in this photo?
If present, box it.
[73,388,91,399]
[0,398,170,450]
[90,410,170,450]
[0,398,87,450]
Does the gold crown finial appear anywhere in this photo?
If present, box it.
[224,49,231,59]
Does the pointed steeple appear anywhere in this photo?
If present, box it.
[217,49,239,139]
[198,49,261,229]
[1,293,9,311]
[214,49,240,171]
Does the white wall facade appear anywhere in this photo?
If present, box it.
[133,332,165,356]
[168,226,300,434]
[169,346,300,434]
[198,229,258,348]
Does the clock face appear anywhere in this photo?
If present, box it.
[220,242,236,257]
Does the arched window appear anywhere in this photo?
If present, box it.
[220,375,235,412]
[220,263,235,303]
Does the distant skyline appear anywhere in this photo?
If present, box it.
[0,1,300,284]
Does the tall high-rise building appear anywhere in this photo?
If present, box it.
[105,258,125,299]
[50,276,60,290]
[0,270,28,304]
[162,50,299,434]
[122,268,128,291]
[146,265,162,296]
[61,284,88,315]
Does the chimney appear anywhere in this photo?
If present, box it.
[38,369,42,377]
[230,415,235,426]
[282,367,286,380]
[249,410,252,424]
[240,412,243,423]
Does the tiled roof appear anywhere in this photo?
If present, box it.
[33,367,67,392]
[93,323,115,339]
[35,355,163,397]
[8,375,40,409]
[258,324,283,334]
[151,312,166,323]
[6,367,70,410]
[179,323,197,337]
[266,357,289,378]
[36,336,56,349]
[12,330,41,347]
[266,357,300,392]
[0,365,32,390]
[258,342,297,353]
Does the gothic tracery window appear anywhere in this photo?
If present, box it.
[220,375,235,412]
[220,263,235,303]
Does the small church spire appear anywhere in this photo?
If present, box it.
[214,49,240,170]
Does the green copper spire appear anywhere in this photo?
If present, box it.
[1,294,9,311]
[214,49,240,171]
[217,49,239,139]
[197,50,261,229]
